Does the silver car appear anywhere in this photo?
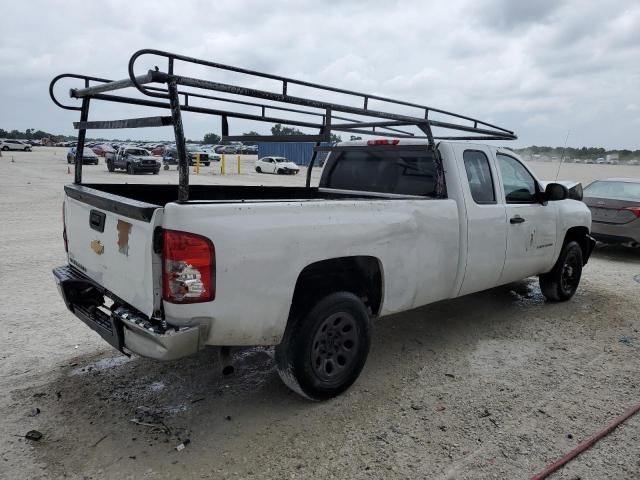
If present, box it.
[583,178,640,246]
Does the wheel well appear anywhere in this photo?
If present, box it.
[290,256,383,319]
[563,226,590,259]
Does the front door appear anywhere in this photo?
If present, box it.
[496,153,557,284]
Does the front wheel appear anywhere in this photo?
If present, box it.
[107,161,114,172]
[126,163,134,175]
[275,291,371,400]
[1,146,8,151]
[255,166,262,173]
[277,168,283,174]
[539,241,583,301]
[153,169,159,175]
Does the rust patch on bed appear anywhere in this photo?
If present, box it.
[116,220,132,256]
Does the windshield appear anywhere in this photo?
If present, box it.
[584,181,640,201]
[275,158,288,163]
[186,145,201,152]
[83,148,95,156]
[126,149,150,156]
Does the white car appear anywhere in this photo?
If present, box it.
[255,156,300,174]
[1,139,32,151]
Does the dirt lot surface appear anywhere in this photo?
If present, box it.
[1,147,639,479]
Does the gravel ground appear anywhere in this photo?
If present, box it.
[0,147,639,479]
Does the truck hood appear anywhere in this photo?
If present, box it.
[130,155,159,162]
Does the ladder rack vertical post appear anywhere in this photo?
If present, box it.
[167,80,189,202]
[74,97,90,184]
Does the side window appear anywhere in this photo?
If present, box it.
[463,150,495,204]
[496,154,538,204]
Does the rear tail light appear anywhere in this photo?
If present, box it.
[625,206,640,218]
[367,139,400,146]
[62,201,68,253]
[162,229,215,304]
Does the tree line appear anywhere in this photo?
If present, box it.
[2,127,638,156]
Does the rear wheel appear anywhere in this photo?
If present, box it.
[107,161,114,172]
[539,241,583,301]
[2,146,8,151]
[275,291,371,400]
[256,166,262,173]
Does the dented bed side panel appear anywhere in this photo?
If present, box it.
[161,198,460,346]
[64,195,163,317]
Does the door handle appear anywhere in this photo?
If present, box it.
[510,216,525,224]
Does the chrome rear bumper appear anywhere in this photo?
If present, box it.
[53,265,202,360]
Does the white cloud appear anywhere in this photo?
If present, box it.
[0,0,638,148]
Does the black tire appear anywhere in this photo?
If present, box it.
[153,169,159,175]
[163,164,170,171]
[24,147,30,151]
[539,241,583,302]
[275,291,371,400]
[1,146,8,151]
[256,166,262,173]
[203,162,210,166]
[67,156,73,164]
[126,163,134,175]
[277,168,283,175]
[107,161,114,172]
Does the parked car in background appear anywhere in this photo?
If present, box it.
[105,146,160,174]
[151,144,169,156]
[583,178,640,246]
[255,156,300,174]
[92,144,115,157]
[1,139,32,151]
[163,146,210,166]
[67,147,99,165]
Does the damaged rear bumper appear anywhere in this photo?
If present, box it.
[53,265,202,361]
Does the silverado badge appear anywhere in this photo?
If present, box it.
[91,239,105,255]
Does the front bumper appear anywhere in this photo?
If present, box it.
[53,265,202,361]
[132,162,160,172]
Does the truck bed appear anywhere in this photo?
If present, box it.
[65,184,429,220]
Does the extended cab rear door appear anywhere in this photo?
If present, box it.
[451,144,508,296]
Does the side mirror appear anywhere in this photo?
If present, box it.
[544,182,569,201]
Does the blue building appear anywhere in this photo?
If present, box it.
[257,142,331,166]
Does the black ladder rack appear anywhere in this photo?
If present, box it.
[50,49,517,202]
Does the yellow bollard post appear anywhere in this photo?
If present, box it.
[237,154,241,175]
[195,153,200,175]
[221,154,225,175]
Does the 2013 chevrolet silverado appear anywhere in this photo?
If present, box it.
[50,50,595,400]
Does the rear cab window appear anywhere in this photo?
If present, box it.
[463,150,496,204]
[321,148,440,197]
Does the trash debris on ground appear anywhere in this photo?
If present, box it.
[175,439,190,451]
[25,430,43,441]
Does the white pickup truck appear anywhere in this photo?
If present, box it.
[54,139,595,399]
[50,50,595,400]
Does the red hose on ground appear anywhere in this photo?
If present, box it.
[530,400,640,480]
